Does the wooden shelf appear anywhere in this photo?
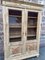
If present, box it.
[28,26,36,28]
[28,17,37,19]
[10,35,21,38]
[9,25,21,28]
[9,15,22,17]
[9,25,36,28]
[27,34,36,37]
[9,24,21,28]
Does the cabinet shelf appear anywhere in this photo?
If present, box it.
[9,15,22,18]
[9,25,21,28]
[10,26,36,28]
[28,17,37,19]
[10,35,21,38]
[9,23,21,28]
[27,34,36,37]
[28,26,36,28]
[9,23,21,26]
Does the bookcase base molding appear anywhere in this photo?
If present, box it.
[8,53,39,60]
[2,1,43,60]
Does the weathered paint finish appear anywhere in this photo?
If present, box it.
[0,3,45,60]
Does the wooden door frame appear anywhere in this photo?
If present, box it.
[26,9,42,54]
[3,6,25,60]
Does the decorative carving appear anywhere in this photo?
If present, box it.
[26,42,37,52]
[28,44,34,51]
[33,43,37,50]
[12,47,20,54]
[10,44,22,55]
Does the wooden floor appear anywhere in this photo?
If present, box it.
[0,47,45,60]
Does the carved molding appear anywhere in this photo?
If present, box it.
[2,1,44,11]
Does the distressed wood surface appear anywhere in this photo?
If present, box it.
[0,2,45,60]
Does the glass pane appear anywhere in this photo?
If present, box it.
[27,11,38,40]
[9,9,22,26]
[27,28,36,36]
[9,9,22,42]
[28,12,38,17]
[28,18,37,26]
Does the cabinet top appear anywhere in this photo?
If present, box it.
[2,0,44,6]
[2,0,44,10]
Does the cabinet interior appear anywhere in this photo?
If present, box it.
[27,11,38,40]
[9,9,22,42]
[9,9,38,42]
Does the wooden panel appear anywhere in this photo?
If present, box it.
[10,44,23,56]
[26,41,37,53]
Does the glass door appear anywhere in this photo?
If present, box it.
[26,11,38,53]
[6,7,24,56]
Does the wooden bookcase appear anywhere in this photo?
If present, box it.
[2,1,43,60]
